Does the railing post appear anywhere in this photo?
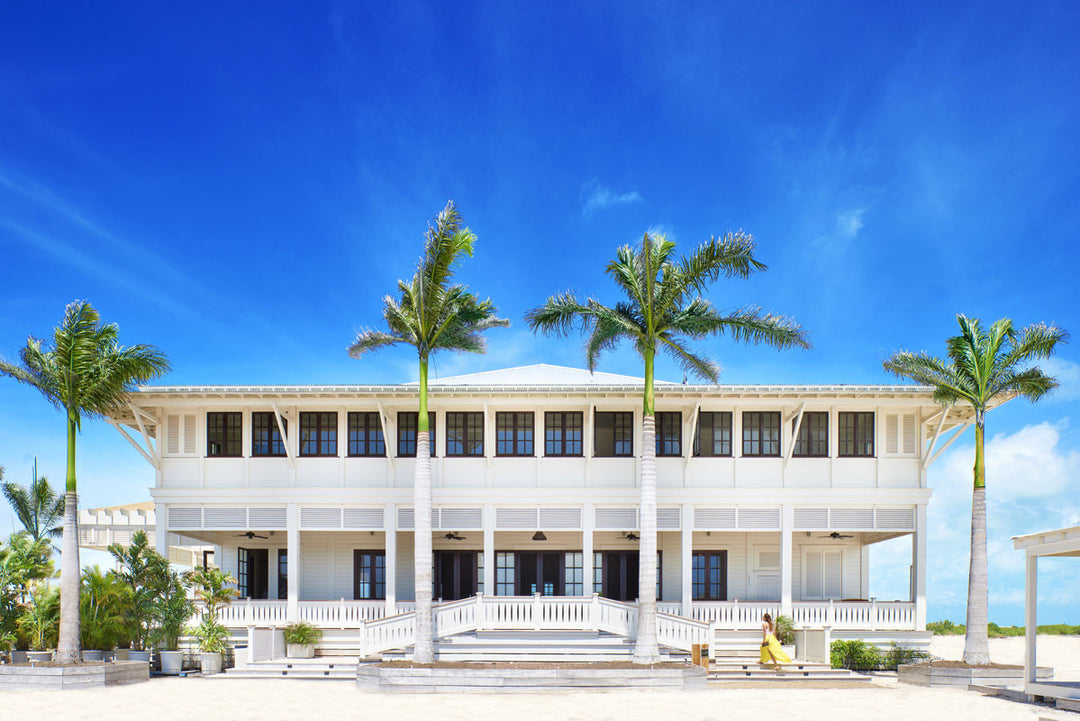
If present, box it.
[827,599,834,628]
[246,597,253,625]
[590,593,600,631]
[533,593,542,630]
[475,592,484,632]
[731,599,738,630]
[358,620,367,659]
[870,599,877,631]
[339,597,346,630]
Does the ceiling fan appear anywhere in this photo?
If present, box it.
[621,532,640,542]
[820,531,854,540]
[443,532,467,541]
[236,531,269,540]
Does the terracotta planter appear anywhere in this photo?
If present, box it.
[286,643,315,659]
[159,650,184,674]
[199,652,223,675]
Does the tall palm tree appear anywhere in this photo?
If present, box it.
[2,459,65,544]
[527,231,808,662]
[884,314,1066,665]
[348,201,508,663]
[0,301,169,663]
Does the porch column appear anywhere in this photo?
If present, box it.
[483,503,495,595]
[385,504,397,614]
[1024,553,1037,684]
[582,504,594,598]
[286,502,299,622]
[681,504,693,617]
[780,504,793,617]
[913,504,927,629]
[154,502,169,558]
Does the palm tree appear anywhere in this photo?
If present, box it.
[0,301,169,663]
[2,459,65,544]
[348,201,508,663]
[884,314,1066,665]
[527,231,808,662]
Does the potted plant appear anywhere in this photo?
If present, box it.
[0,630,15,663]
[186,566,238,673]
[190,618,228,674]
[775,614,797,659]
[109,531,164,663]
[150,565,194,674]
[282,621,322,659]
[18,582,59,662]
[80,567,130,661]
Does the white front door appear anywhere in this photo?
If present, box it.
[749,545,780,601]
[803,548,843,600]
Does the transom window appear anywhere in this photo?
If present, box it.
[694,411,732,457]
[207,412,242,457]
[353,550,386,600]
[251,412,287,457]
[742,411,781,457]
[446,412,484,456]
[544,412,583,456]
[348,412,385,457]
[793,412,829,457]
[300,412,338,456]
[655,412,682,456]
[692,551,728,600]
[496,412,534,456]
[397,412,436,457]
[839,412,875,457]
[595,411,633,457]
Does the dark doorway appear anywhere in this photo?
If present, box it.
[238,547,269,599]
[435,551,478,600]
[599,551,639,601]
[516,551,564,595]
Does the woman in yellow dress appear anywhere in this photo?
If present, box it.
[760,613,791,670]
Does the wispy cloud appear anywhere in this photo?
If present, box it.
[1041,357,1080,402]
[835,208,866,239]
[581,179,643,216]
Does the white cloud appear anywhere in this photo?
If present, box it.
[1041,357,1080,402]
[581,179,643,216]
[835,208,866,239]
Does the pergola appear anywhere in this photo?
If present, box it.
[1013,524,1080,702]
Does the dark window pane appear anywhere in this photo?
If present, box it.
[496,412,534,456]
[353,550,386,600]
[595,412,633,457]
[694,411,732,457]
[446,412,484,457]
[655,412,682,456]
[252,412,287,457]
[793,412,829,457]
[207,412,242,457]
[348,412,386,457]
[742,412,781,457]
[691,551,727,600]
[839,412,875,457]
[300,412,337,456]
[544,412,583,456]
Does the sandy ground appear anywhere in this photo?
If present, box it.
[2,636,1078,721]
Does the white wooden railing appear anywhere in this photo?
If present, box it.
[792,601,915,630]
[698,601,781,628]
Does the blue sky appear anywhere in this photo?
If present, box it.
[1,2,1078,624]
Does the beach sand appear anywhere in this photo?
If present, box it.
[3,636,1077,720]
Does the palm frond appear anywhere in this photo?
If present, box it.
[348,329,407,358]
[659,336,721,383]
[681,231,766,290]
[702,306,810,350]
[990,366,1059,402]
[525,292,595,337]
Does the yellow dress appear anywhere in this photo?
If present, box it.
[760,633,792,665]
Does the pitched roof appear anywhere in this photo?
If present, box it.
[413,363,676,387]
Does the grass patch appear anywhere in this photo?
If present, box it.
[928,620,1080,637]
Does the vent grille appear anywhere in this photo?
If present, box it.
[885,414,899,454]
[496,507,539,529]
[738,508,780,530]
[397,507,414,530]
[539,507,581,529]
[594,507,637,530]
[876,507,915,530]
[656,507,681,530]
[182,415,197,454]
[248,507,287,529]
[794,508,828,529]
[168,507,202,529]
[300,507,342,529]
[902,414,916,454]
[343,508,383,529]
[694,508,736,529]
[166,415,180,455]
[203,507,246,528]
[439,507,483,529]
[830,508,874,529]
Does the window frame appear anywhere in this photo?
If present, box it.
[655,411,682,457]
[692,550,728,601]
[838,412,875,457]
[251,412,287,457]
[694,411,732,457]
[397,412,436,458]
[206,411,242,458]
[496,411,534,457]
[347,411,386,457]
[446,411,484,457]
[299,411,338,457]
[793,411,830,458]
[544,411,583,457]
[353,550,386,600]
[594,411,634,457]
[741,411,781,457]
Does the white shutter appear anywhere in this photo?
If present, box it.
[875,507,915,530]
[805,550,823,599]
[902,414,916,454]
[248,507,287,529]
[694,508,736,529]
[397,507,414,530]
[300,507,342,529]
[168,507,202,529]
[885,414,899,454]
[738,508,780,530]
[496,507,539,529]
[183,415,197,454]
[824,551,843,598]
[656,507,681,530]
[594,507,638,530]
[342,508,384,529]
[539,507,581,529]
[440,507,483,530]
[166,415,180,454]
[829,508,874,530]
[203,507,246,528]
[794,508,828,529]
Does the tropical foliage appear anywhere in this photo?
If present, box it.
[191,617,229,654]
[527,231,808,661]
[80,566,132,651]
[348,201,507,663]
[109,529,172,651]
[1,459,64,544]
[0,300,170,662]
[884,314,1066,664]
[18,581,60,652]
[0,532,54,648]
[149,565,194,651]
[282,621,323,646]
[187,566,239,619]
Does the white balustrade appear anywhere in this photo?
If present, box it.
[792,601,915,630]
[699,601,781,629]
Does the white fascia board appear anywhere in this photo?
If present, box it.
[1012,524,1080,552]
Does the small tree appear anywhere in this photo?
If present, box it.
[150,565,194,651]
[2,459,64,544]
[80,566,131,651]
[187,566,239,620]
[18,581,60,652]
[109,529,168,651]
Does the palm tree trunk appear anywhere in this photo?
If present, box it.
[963,411,990,664]
[633,352,660,664]
[57,414,81,664]
[413,358,434,663]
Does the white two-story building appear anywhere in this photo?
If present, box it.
[104,364,974,657]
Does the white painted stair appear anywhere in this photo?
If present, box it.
[708,657,872,685]
[382,630,688,663]
[222,656,361,680]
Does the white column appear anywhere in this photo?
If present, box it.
[384,504,397,614]
[483,503,495,595]
[913,504,927,629]
[154,503,170,558]
[861,546,871,599]
[1024,553,1038,684]
[780,504,794,617]
[286,502,300,622]
[582,504,594,598]
[681,504,693,618]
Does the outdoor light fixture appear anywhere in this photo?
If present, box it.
[532,531,547,541]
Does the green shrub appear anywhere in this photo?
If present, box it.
[282,621,322,646]
[191,618,230,654]
[774,615,796,645]
[830,640,883,671]
[883,642,928,670]
[927,619,965,635]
